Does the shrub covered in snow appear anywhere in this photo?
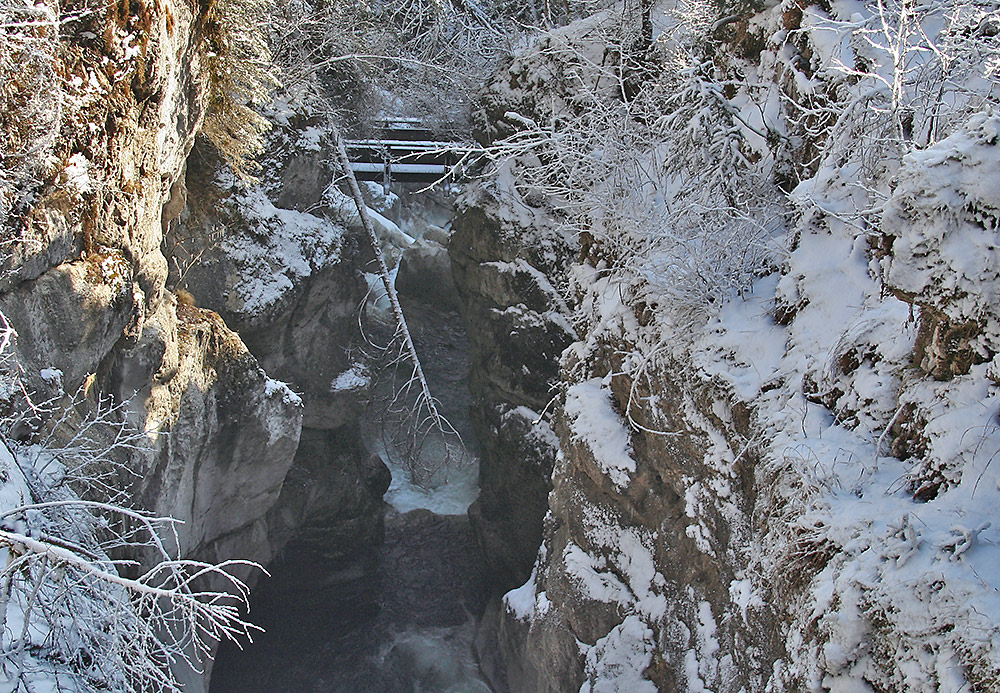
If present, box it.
[881,112,1000,378]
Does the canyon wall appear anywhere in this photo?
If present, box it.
[454,4,1000,691]
[0,0,308,574]
[450,184,576,595]
[452,181,785,693]
[0,0,387,687]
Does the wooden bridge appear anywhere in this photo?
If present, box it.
[344,119,467,185]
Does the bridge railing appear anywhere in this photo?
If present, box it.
[343,129,472,184]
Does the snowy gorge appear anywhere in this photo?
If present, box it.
[2,0,1000,690]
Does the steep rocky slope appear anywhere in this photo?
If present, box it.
[456,2,1000,691]
[451,181,576,594]
[166,119,390,562]
[455,174,785,692]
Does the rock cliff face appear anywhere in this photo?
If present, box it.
[0,0,304,579]
[2,0,204,390]
[109,296,303,575]
[491,357,786,692]
[450,183,576,594]
[454,5,1000,691]
[452,183,784,692]
[0,0,386,683]
[166,120,389,563]
[0,8,329,689]
[448,180,579,692]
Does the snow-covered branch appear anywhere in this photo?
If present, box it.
[0,310,260,691]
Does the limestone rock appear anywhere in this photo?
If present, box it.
[0,251,134,391]
[169,139,372,431]
[450,187,574,593]
[265,427,390,561]
[120,298,302,572]
[493,357,784,693]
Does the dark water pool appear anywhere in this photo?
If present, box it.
[210,509,490,692]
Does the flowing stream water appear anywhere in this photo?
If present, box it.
[211,204,492,691]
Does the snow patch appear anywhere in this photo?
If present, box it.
[39,368,63,394]
[62,154,92,193]
[564,379,637,490]
[224,186,345,316]
[580,615,657,693]
[264,377,302,407]
[330,363,370,392]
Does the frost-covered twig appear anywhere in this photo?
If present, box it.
[0,309,260,690]
[0,465,262,693]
